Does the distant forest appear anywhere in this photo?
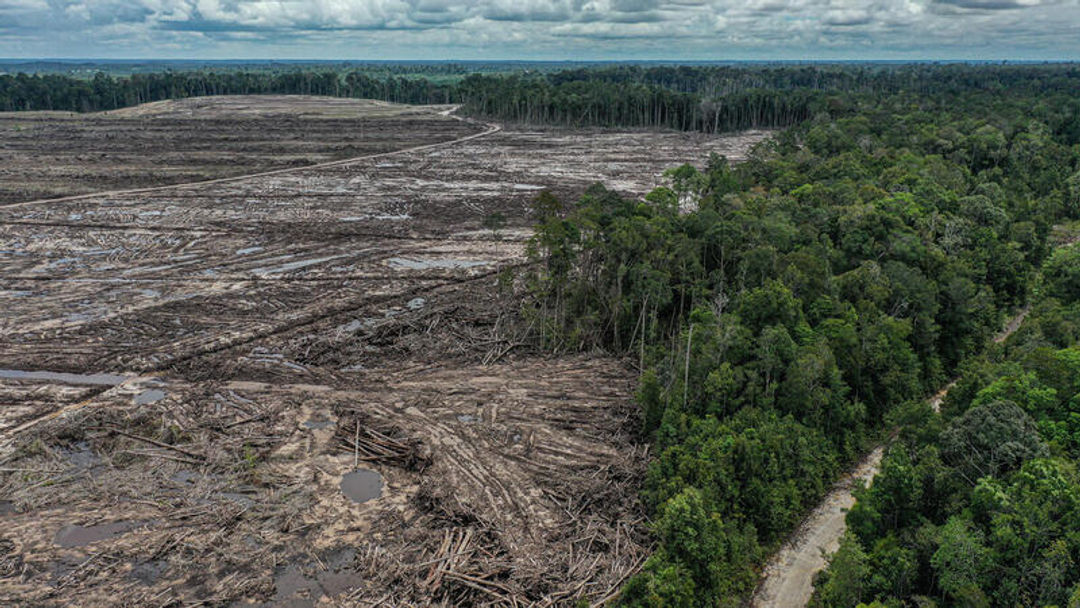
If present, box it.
[4,63,1080,136]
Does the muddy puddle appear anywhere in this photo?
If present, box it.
[133,389,166,404]
[340,469,382,503]
[267,548,360,606]
[54,521,139,548]
[386,257,492,270]
[0,368,130,386]
[303,417,334,430]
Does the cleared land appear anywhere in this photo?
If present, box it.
[0,96,472,205]
[0,96,766,606]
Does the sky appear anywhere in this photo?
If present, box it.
[1,0,1078,61]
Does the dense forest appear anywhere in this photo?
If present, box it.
[521,68,1080,605]
[809,241,1080,608]
[6,63,1080,137]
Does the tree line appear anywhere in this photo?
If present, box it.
[6,64,1079,138]
[522,70,1080,605]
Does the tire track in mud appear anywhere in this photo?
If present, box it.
[0,106,499,211]
[750,303,1035,608]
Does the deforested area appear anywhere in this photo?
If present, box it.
[0,96,478,204]
[0,91,764,606]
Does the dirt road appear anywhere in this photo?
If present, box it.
[751,304,1035,607]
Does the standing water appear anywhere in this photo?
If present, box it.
[340,469,382,503]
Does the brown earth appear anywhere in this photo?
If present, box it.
[0,96,472,205]
[0,95,768,606]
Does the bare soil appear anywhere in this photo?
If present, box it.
[0,95,767,606]
[0,96,475,205]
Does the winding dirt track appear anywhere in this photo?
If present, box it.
[751,304,1035,607]
[0,105,499,211]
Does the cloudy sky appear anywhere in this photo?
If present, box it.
[1,0,1078,60]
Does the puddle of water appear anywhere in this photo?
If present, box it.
[274,564,322,605]
[133,389,166,405]
[0,369,130,386]
[266,550,360,605]
[340,469,382,504]
[303,417,334,430]
[54,521,136,547]
[386,257,492,270]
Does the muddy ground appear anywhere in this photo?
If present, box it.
[0,95,767,606]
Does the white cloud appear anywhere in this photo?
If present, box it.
[0,0,1077,58]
